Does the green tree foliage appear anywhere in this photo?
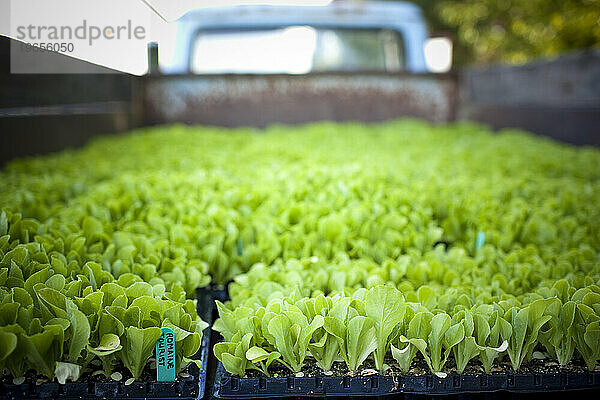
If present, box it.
[410,0,600,65]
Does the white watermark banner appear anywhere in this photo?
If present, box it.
[9,0,152,74]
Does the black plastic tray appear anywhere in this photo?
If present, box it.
[212,362,600,398]
[195,287,215,400]
[0,288,214,400]
[207,284,229,303]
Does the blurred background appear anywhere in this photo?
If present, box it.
[154,0,600,74]
[407,0,600,66]
[1,0,598,75]
[0,0,599,165]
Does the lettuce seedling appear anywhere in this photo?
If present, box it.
[120,326,163,380]
[301,294,339,372]
[473,308,510,373]
[505,298,554,371]
[365,285,406,372]
[573,303,600,370]
[426,313,464,373]
[266,303,323,373]
[539,299,576,366]
[214,333,253,377]
[322,296,377,373]
[245,346,281,377]
[452,310,480,374]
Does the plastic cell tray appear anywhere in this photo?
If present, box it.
[0,288,214,400]
[213,362,600,398]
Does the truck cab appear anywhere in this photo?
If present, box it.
[163,1,430,74]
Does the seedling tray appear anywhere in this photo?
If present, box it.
[0,288,213,400]
[213,363,600,398]
[207,284,229,303]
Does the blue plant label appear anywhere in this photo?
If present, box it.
[156,327,176,382]
[475,231,485,250]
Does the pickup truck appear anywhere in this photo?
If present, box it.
[144,1,457,127]
[0,1,597,166]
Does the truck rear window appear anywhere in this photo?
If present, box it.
[190,26,405,74]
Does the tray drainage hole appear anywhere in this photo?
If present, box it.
[560,374,567,386]
[315,378,323,389]
[534,375,541,386]
[480,376,487,387]
[88,383,95,395]
[231,378,239,391]
[287,377,294,390]
[426,376,433,388]
[259,378,266,390]
[343,376,351,389]
[370,377,378,389]
[507,376,514,386]
[587,374,593,385]
[453,376,460,388]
